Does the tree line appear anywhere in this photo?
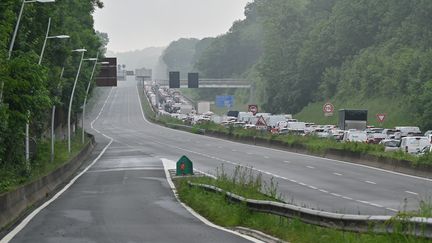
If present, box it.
[0,0,106,174]
[159,0,432,129]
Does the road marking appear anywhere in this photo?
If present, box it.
[342,196,353,200]
[232,149,237,152]
[331,193,342,197]
[387,208,399,212]
[308,186,318,190]
[306,166,315,169]
[161,158,262,243]
[264,156,270,159]
[283,160,291,164]
[365,181,377,185]
[333,172,343,176]
[405,191,419,196]
[135,89,401,213]
[1,88,115,243]
[369,203,383,208]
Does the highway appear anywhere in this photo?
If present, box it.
[4,76,432,242]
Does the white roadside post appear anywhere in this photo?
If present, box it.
[68,48,87,154]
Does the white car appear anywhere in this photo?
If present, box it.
[395,126,422,137]
[342,130,368,143]
[379,139,400,152]
[400,136,430,154]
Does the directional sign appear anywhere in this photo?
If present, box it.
[215,96,234,108]
[323,102,334,117]
[248,104,258,116]
[376,113,386,123]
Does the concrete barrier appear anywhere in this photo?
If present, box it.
[188,182,432,238]
[0,135,95,230]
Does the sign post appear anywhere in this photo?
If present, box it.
[248,104,258,116]
[323,102,334,117]
[376,113,386,123]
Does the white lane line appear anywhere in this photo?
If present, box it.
[331,193,342,197]
[306,166,315,169]
[333,172,343,176]
[387,208,399,212]
[2,88,115,243]
[246,152,253,155]
[342,196,353,200]
[283,160,291,164]
[405,191,419,196]
[264,156,270,159]
[369,203,383,208]
[136,90,397,213]
[161,158,262,243]
[232,149,237,152]
[308,186,318,190]
[365,181,377,185]
[86,167,163,173]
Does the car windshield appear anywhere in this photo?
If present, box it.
[385,141,399,147]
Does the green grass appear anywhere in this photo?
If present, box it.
[0,131,88,194]
[176,176,431,243]
[295,97,415,128]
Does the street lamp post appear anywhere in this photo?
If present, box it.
[68,48,86,153]
[51,67,64,162]
[34,17,69,161]
[1,0,55,106]
[38,17,69,65]
[81,55,109,144]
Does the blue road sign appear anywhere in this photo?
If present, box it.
[216,96,234,108]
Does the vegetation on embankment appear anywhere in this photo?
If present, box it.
[157,0,432,131]
[0,0,106,190]
[175,170,430,243]
[0,131,89,194]
[295,97,415,129]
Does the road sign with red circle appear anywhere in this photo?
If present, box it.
[248,105,259,116]
[323,102,334,116]
[376,113,386,123]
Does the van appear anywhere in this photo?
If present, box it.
[400,136,430,154]
[395,126,421,137]
[342,130,367,143]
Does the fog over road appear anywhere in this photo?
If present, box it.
[5,76,432,242]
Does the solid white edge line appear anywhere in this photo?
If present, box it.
[136,87,432,183]
[1,88,115,243]
[160,158,262,243]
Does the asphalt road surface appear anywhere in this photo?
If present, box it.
[5,76,432,242]
[3,78,256,243]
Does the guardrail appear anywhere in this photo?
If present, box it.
[187,181,432,239]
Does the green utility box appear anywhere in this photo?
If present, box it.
[176,155,194,176]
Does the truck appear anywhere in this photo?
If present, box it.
[338,109,368,131]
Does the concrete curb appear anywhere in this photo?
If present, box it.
[0,134,95,231]
[233,227,288,243]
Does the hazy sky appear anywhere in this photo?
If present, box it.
[93,0,251,53]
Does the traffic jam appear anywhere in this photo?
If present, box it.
[144,84,432,156]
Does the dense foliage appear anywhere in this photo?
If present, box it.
[159,0,432,129]
[0,0,106,175]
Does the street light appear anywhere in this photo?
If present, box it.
[8,0,55,60]
[68,48,86,153]
[81,54,109,144]
[0,0,55,105]
[39,17,69,65]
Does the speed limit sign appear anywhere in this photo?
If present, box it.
[323,102,334,116]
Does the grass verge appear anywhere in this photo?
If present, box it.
[175,173,431,243]
[0,130,88,194]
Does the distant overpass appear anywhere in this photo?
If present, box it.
[154,79,252,88]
